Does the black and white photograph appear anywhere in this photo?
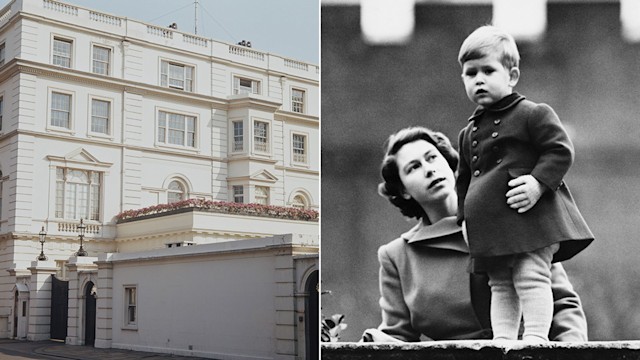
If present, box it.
[321,0,640,357]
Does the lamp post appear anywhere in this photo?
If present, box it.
[76,218,88,257]
[37,226,47,261]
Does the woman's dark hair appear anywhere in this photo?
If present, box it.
[378,126,459,221]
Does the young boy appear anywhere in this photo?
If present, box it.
[455,25,594,342]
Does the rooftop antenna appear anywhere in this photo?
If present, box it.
[194,0,199,35]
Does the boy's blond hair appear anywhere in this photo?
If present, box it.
[458,25,520,70]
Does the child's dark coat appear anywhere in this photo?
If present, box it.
[456,93,593,262]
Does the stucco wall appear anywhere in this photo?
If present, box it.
[105,234,319,359]
[111,254,277,358]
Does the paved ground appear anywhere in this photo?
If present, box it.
[0,339,212,360]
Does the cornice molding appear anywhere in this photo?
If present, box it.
[6,58,229,108]
[274,111,319,126]
[274,165,319,176]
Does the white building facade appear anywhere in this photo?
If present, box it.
[0,0,319,359]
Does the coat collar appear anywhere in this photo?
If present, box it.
[401,216,469,253]
[468,92,526,122]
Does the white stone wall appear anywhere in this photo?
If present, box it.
[101,234,318,360]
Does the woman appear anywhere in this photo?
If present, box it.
[363,126,587,342]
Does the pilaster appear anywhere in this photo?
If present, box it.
[94,259,113,349]
[26,260,57,341]
[274,244,297,359]
[65,256,98,346]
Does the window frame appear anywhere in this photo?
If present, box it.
[88,96,113,138]
[291,194,309,209]
[291,87,306,114]
[231,119,244,153]
[291,131,309,165]
[123,285,138,330]
[156,108,199,150]
[252,119,271,155]
[232,185,244,203]
[48,88,74,133]
[91,44,112,76]
[55,167,102,221]
[233,75,261,95]
[52,36,73,68]
[167,179,187,204]
[254,185,269,205]
[160,59,195,92]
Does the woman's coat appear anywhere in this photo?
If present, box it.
[374,217,588,342]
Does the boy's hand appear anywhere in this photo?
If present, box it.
[506,175,544,213]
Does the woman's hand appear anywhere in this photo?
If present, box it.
[506,175,545,213]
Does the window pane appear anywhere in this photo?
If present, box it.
[168,180,185,203]
[254,122,268,152]
[158,111,196,147]
[169,63,185,89]
[233,121,243,151]
[168,181,183,191]
[255,186,268,205]
[160,61,168,87]
[51,93,71,128]
[53,38,71,67]
[292,195,306,209]
[57,168,101,220]
[236,77,258,95]
[292,89,305,113]
[65,183,76,218]
[293,134,306,163]
[91,99,110,134]
[77,183,89,220]
[233,185,244,203]
[92,46,110,75]
[168,129,184,145]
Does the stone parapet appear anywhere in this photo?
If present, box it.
[322,341,640,360]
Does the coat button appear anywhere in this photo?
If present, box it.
[472,140,478,147]
[492,132,498,138]
[494,119,501,125]
[472,155,478,162]
[472,126,478,132]
[473,170,480,177]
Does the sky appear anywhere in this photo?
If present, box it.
[55,0,319,64]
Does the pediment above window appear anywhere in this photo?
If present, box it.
[249,169,278,183]
[47,148,113,170]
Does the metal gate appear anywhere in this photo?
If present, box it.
[305,271,319,360]
[84,282,96,346]
[50,276,69,341]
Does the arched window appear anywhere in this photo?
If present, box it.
[292,194,308,209]
[167,180,185,203]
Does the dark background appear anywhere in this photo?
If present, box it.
[321,1,640,341]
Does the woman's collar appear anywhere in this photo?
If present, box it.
[401,216,458,239]
[401,217,469,253]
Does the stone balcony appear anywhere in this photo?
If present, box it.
[321,341,640,360]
